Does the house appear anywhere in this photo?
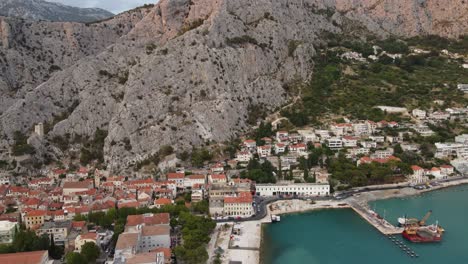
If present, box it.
[352,123,371,135]
[62,181,93,196]
[209,174,227,184]
[357,156,401,166]
[153,198,173,209]
[327,138,343,149]
[430,111,450,120]
[434,142,465,159]
[429,167,442,179]
[440,165,454,176]
[191,189,204,203]
[242,139,257,152]
[37,221,71,246]
[360,140,377,149]
[139,225,171,252]
[315,130,330,141]
[24,210,47,229]
[369,136,385,143]
[412,109,427,119]
[330,123,352,136]
[235,151,253,162]
[115,232,139,260]
[0,251,49,264]
[125,213,170,232]
[223,192,254,217]
[261,137,273,145]
[342,136,358,148]
[0,221,17,244]
[411,165,426,184]
[275,143,286,154]
[166,173,185,189]
[257,145,272,158]
[297,129,316,142]
[184,174,206,188]
[457,83,468,93]
[276,131,289,142]
[371,149,394,159]
[289,143,307,154]
[414,125,435,137]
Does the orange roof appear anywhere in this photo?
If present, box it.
[26,210,47,217]
[167,173,184,179]
[126,213,170,226]
[431,167,441,171]
[224,193,253,204]
[211,174,226,180]
[154,198,172,205]
[243,139,256,144]
[411,165,423,171]
[63,181,91,189]
[441,165,453,169]
[79,232,97,240]
[188,174,205,180]
[72,221,86,229]
[0,250,48,264]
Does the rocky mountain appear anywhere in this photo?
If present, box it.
[0,0,466,173]
[0,0,114,23]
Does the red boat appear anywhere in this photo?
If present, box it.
[402,224,444,243]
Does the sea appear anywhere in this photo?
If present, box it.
[261,184,468,264]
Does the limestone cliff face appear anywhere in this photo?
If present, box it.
[334,0,468,38]
[0,0,466,172]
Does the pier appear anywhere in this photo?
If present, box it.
[347,198,404,235]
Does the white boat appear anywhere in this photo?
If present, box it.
[398,217,419,226]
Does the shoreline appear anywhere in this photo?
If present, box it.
[213,178,468,264]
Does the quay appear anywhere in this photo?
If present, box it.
[347,197,404,235]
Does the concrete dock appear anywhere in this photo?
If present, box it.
[347,198,404,235]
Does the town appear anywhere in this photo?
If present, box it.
[0,95,467,264]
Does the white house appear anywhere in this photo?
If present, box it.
[275,143,286,154]
[327,138,343,149]
[255,183,330,197]
[410,165,426,184]
[235,151,253,162]
[412,109,427,119]
[289,143,307,154]
[257,145,272,158]
[342,136,358,148]
[167,173,185,188]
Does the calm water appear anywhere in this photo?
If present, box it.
[262,185,468,264]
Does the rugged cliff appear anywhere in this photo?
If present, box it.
[0,0,113,23]
[0,0,466,172]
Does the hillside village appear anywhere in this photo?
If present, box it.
[0,8,466,264]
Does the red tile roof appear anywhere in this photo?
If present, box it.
[0,250,48,264]
[126,213,170,226]
[167,173,184,179]
[154,198,172,205]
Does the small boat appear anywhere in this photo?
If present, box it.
[398,217,419,226]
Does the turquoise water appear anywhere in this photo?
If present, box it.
[262,185,468,264]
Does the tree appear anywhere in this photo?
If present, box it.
[48,234,64,259]
[66,252,87,264]
[81,242,100,263]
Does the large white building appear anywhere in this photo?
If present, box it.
[0,221,17,244]
[139,225,171,252]
[255,183,330,197]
